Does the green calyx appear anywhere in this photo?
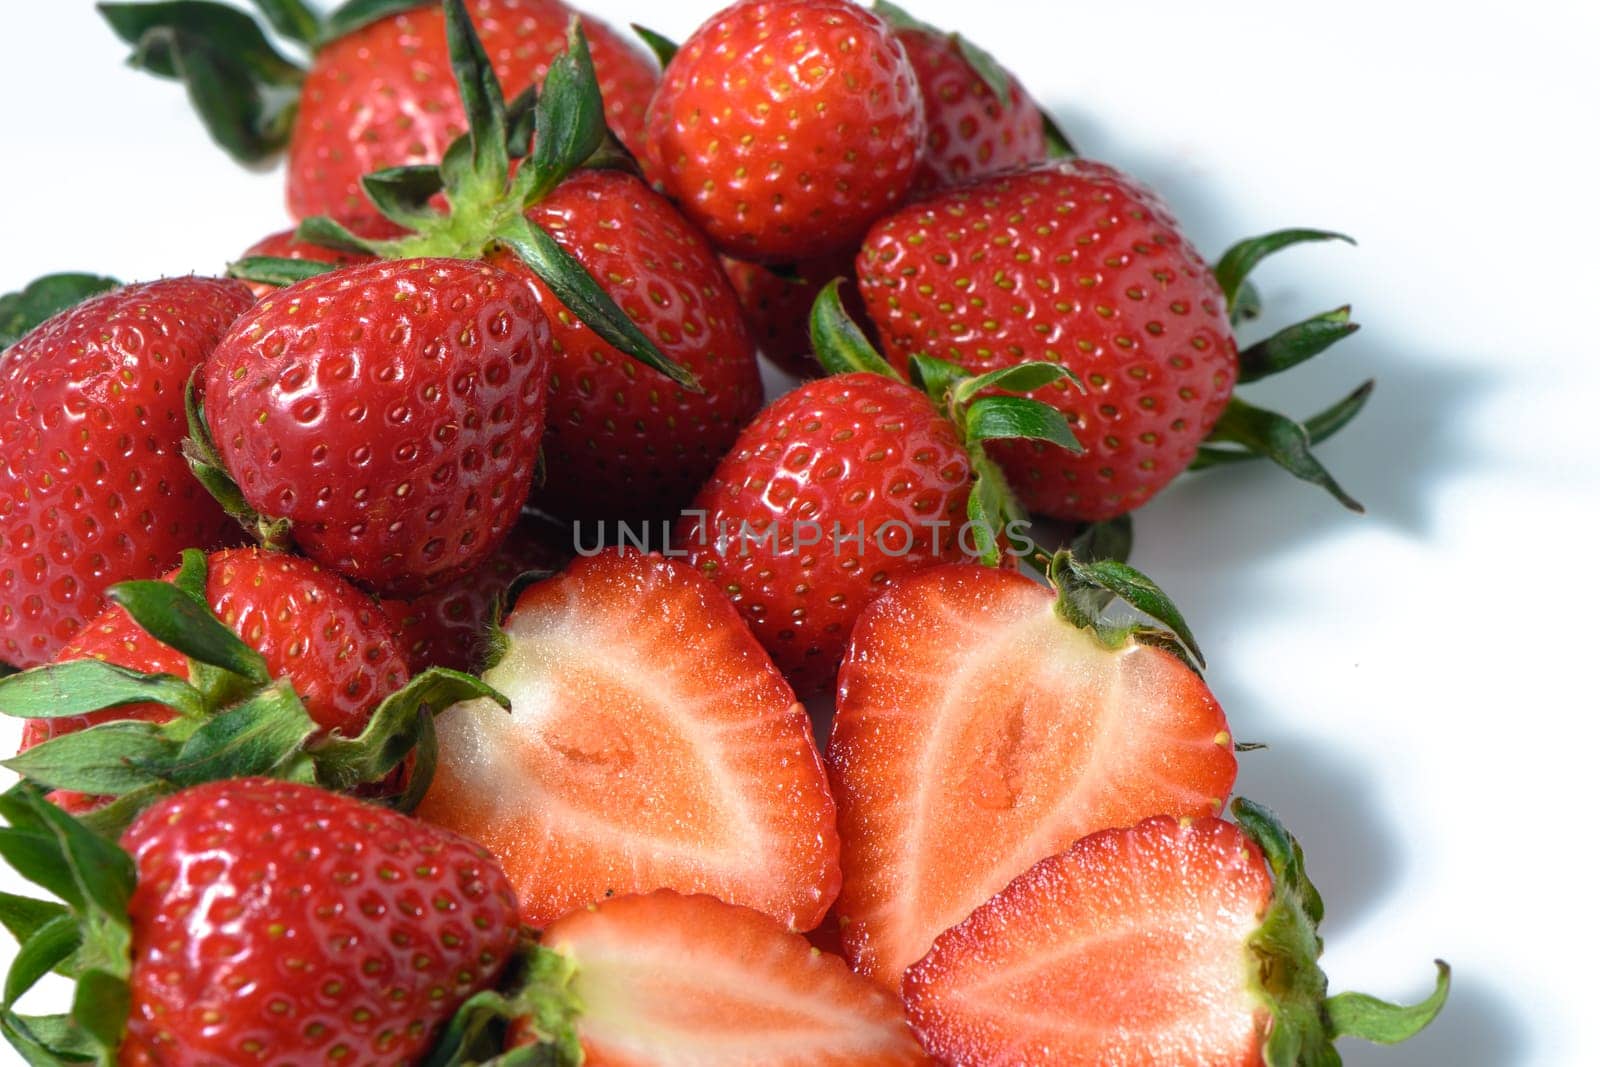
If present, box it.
[1232,798,1450,1064]
[228,0,697,392]
[809,280,1084,567]
[0,274,122,350]
[423,942,584,1067]
[0,549,508,836]
[1198,229,1368,511]
[181,372,294,552]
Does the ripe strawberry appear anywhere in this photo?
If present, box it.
[0,276,252,669]
[494,168,763,521]
[903,804,1450,1065]
[416,548,840,930]
[487,891,932,1065]
[645,0,926,263]
[102,0,659,221]
[828,559,1237,989]
[721,251,866,378]
[198,258,553,595]
[0,778,521,1065]
[381,513,572,673]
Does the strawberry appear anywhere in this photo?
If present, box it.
[645,0,926,263]
[0,276,252,669]
[101,0,659,221]
[494,168,763,521]
[678,284,1082,695]
[872,0,1055,191]
[382,513,572,673]
[903,803,1450,1065]
[416,548,841,931]
[827,555,1238,989]
[197,257,553,595]
[0,778,520,1065]
[470,891,933,1065]
[721,251,866,378]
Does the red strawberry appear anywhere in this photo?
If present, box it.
[857,159,1238,521]
[493,169,763,521]
[721,251,866,379]
[416,548,840,930]
[0,276,252,669]
[382,513,572,673]
[903,806,1450,1065]
[103,0,659,221]
[496,891,932,1065]
[678,372,975,696]
[645,0,926,262]
[234,217,406,299]
[110,778,517,1065]
[827,561,1237,989]
[199,258,553,595]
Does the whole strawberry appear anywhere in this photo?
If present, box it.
[646,0,926,263]
[102,0,659,221]
[198,258,552,595]
[0,276,252,669]
[0,779,520,1065]
[859,159,1367,520]
[497,169,763,521]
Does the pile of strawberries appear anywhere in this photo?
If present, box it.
[0,0,1446,1063]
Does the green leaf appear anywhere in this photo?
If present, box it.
[1041,110,1077,158]
[1,1009,97,1065]
[391,705,439,814]
[160,681,317,788]
[294,215,380,254]
[1212,228,1354,311]
[321,0,429,44]
[0,274,121,350]
[906,354,967,404]
[70,969,130,1056]
[964,396,1082,450]
[223,255,336,289]
[1053,552,1204,667]
[951,361,1079,405]
[358,164,446,227]
[5,916,80,1007]
[953,35,1015,109]
[105,579,271,684]
[99,2,305,84]
[1205,396,1364,512]
[505,84,540,160]
[311,668,506,792]
[965,468,1006,568]
[520,22,606,203]
[441,0,510,189]
[168,548,209,604]
[1325,962,1451,1045]
[1191,380,1373,471]
[3,723,179,797]
[496,216,698,391]
[1231,278,1263,326]
[0,894,69,948]
[809,279,898,379]
[247,0,322,45]
[631,24,678,68]
[1238,306,1358,384]
[75,785,173,842]
[0,661,205,721]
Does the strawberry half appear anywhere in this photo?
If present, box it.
[828,557,1237,989]
[417,548,840,931]
[903,804,1451,1065]
[472,892,933,1065]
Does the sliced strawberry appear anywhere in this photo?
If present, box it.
[507,891,932,1066]
[418,549,840,930]
[828,562,1237,988]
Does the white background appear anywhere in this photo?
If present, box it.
[2,2,1597,1064]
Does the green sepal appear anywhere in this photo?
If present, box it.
[390,708,439,814]
[631,24,678,68]
[105,579,270,685]
[182,374,294,550]
[426,943,583,1067]
[297,214,383,254]
[1041,109,1077,158]
[0,275,121,350]
[1049,551,1204,668]
[4,915,80,1006]
[75,786,174,842]
[518,22,606,204]
[0,894,70,949]
[1238,306,1358,384]
[321,0,430,45]
[505,85,540,160]
[953,35,1016,109]
[248,0,321,45]
[0,661,205,722]
[309,668,507,794]
[2,1009,100,1065]
[963,395,1080,450]
[361,164,448,226]
[98,2,304,85]
[965,461,1008,568]
[906,353,967,402]
[810,279,899,379]
[1213,228,1354,312]
[1205,396,1363,512]
[441,0,511,192]
[951,361,1081,404]
[497,216,699,391]
[156,681,318,788]
[227,255,343,288]
[1324,963,1451,1046]
[1193,379,1373,473]
[1231,278,1263,326]
[2,723,181,798]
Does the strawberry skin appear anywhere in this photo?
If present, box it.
[497,169,763,521]
[287,0,658,220]
[894,26,1048,192]
[119,777,520,1066]
[203,258,552,596]
[828,563,1237,988]
[417,548,840,931]
[0,277,252,669]
[645,0,926,263]
[511,891,932,1066]
[903,816,1273,1066]
[679,372,974,696]
[857,160,1239,521]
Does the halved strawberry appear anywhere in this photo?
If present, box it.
[417,549,840,930]
[903,804,1450,1065]
[489,891,932,1065]
[828,558,1237,988]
